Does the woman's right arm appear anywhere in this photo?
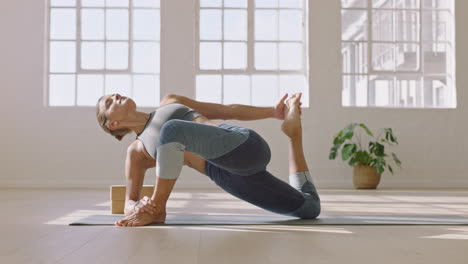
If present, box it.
[160,94,288,121]
[125,141,155,203]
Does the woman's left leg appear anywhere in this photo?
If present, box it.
[155,120,271,180]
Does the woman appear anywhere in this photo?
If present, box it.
[96,92,321,227]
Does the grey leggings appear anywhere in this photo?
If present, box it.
[156,120,321,219]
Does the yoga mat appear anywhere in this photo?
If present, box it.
[69,213,468,226]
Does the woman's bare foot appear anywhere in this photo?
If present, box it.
[281,93,303,139]
[116,209,166,227]
[124,200,139,216]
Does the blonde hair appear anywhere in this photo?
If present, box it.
[96,96,132,141]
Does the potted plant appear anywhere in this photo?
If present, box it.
[329,123,402,189]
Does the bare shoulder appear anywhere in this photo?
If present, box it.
[127,140,156,168]
[159,94,229,121]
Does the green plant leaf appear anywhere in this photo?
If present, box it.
[368,142,375,152]
[343,130,354,140]
[341,144,355,161]
[388,165,393,174]
[374,142,385,156]
[377,165,384,174]
[392,153,402,166]
[348,157,357,166]
[355,151,371,166]
[333,136,343,145]
[329,151,337,160]
[359,123,374,136]
[342,123,357,140]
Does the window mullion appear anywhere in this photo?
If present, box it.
[366,0,372,107]
[76,1,82,106]
[247,0,254,73]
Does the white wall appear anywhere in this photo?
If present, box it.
[0,0,466,189]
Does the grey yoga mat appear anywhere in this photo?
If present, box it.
[69,213,468,226]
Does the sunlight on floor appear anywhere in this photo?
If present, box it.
[45,209,109,225]
[422,227,468,240]
[134,225,353,234]
[45,191,468,227]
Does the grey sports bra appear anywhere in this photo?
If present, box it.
[136,103,202,159]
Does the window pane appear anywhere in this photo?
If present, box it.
[106,42,128,70]
[50,8,76,40]
[395,0,420,9]
[50,41,76,73]
[396,43,419,71]
[423,43,448,74]
[422,10,453,42]
[372,11,394,41]
[200,10,222,40]
[224,42,247,69]
[342,42,368,74]
[372,78,392,107]
[279,0,302,8]
[77,74,104,106]
[279,75,309,107]
[106,9,129,40]
[372,0,394,8]
[341,0,367,8]
[279,10,302,41]
[355,75,368,107]
[395,78,422,107]
[422,0,452,9]
[252,75,278,106]
[105,75,131,96]
[255,10,278,40]
[81,0,104,7]
[200,42,222,69]
[341,10,368,41]
[134,0,160,7]
[49,74,75,106]
[223,75,250,105]
[255,0,278,8]
[106,0,129,7]
[201,0,222,7]
[342,75,353,107]
[133,75,159,107]
[81,9,105,40]
[423,76,454,107]
[224,10,247,41]
[81,42,104,69]
[133,9,160,40]
[196,75,222,103]
[279,42,302,70]
[395,10,419,42]
[372,43,395,71]
[224,0,247,8]
[255,42,277,70]
[50,0,76,6]
[133,42,159,73]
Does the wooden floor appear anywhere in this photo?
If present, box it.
[1,188,468,264]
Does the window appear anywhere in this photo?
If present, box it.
[196,0,309,107]
[341,0,456,108]
[47,0,161,107]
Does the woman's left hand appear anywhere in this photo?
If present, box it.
[274,93,302,120]
[274,93,288,120]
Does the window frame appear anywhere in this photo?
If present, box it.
[194,0,309,106]
[45,0,161,107]
[341,0,456,108]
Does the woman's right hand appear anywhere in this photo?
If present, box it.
[137,196,159,215]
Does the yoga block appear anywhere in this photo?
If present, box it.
[110,185,154,214]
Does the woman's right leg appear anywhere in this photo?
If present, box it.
[280,93,321,218]
[204,93,320,219]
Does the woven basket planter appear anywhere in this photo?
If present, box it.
[353,165,381,189]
